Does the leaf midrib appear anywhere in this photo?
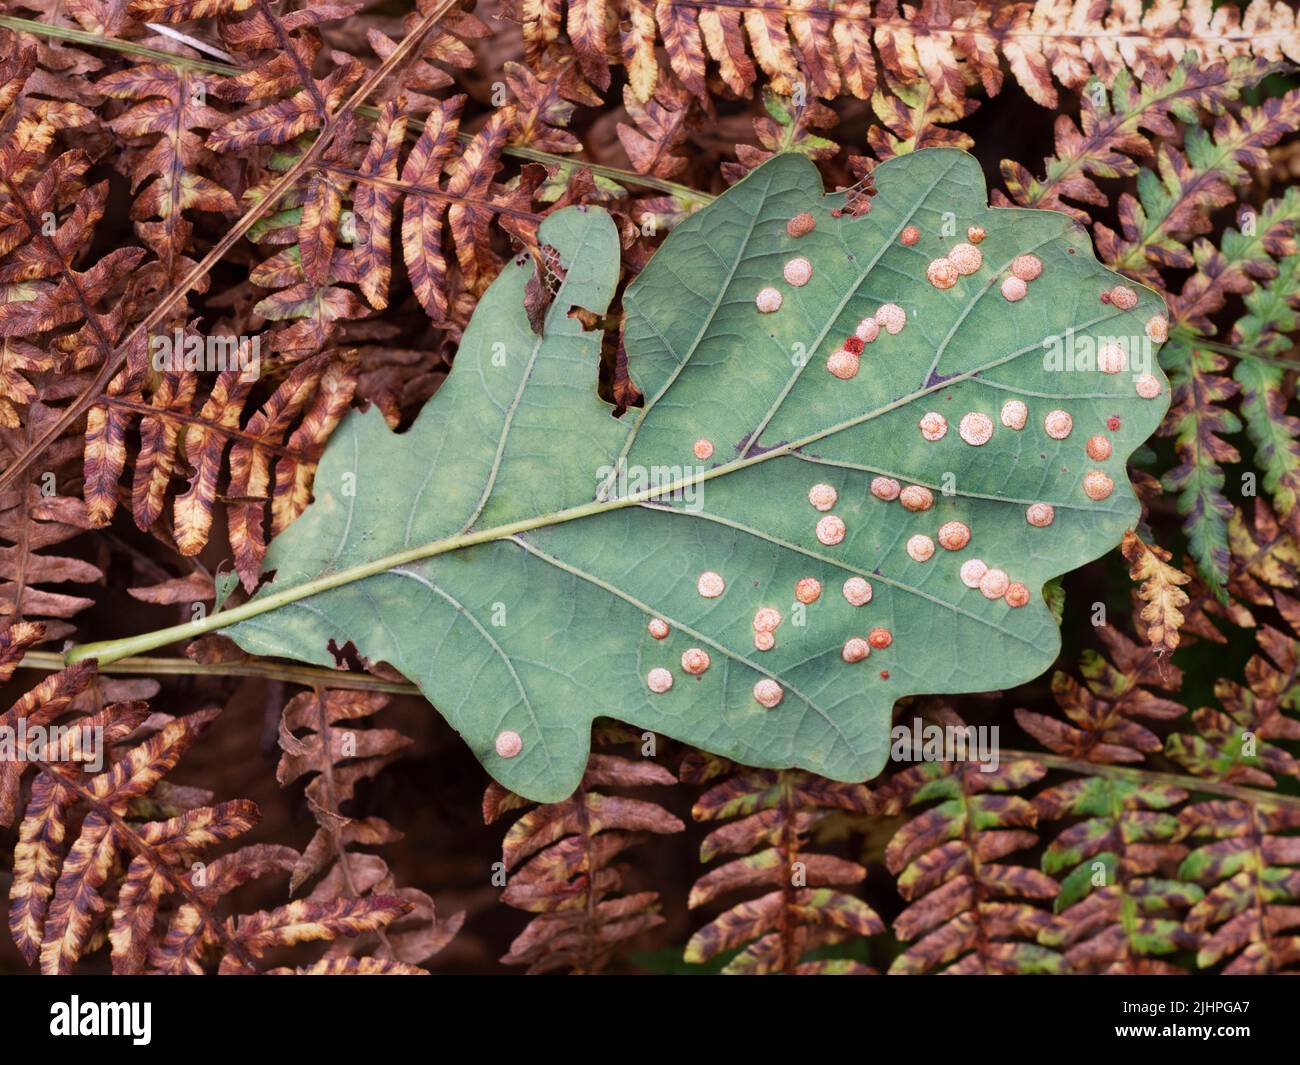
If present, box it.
[66,304,1136,668]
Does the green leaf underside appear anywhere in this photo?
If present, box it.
[225,150,1169,802]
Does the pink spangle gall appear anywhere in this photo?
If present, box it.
[958,411,994,446]
[1107,284,1138,310]
[647,668,673,694]
[1135,373,1161,399]
[900,225,920,246]
[842,637,870,663]
[795,577,822,604]
[495,730,523,759]
[855,317,880,342]
[1001,276,1027,302]
[697,571,725,598]
[948,242,982,275]
[1107,415,1122,431]
[938,521,971,551]
[681,648,710,675]
[784,257,813,287]
[1097,342,1127,374]
[1086,434,1112,461]
[1044,409,1073,439]
[868,628,892,649]
[967,225,986,244]
[979,568,1009,599]
[756,287,783,313]
[693,438,714,460]
[1000,400,1028,430]
[959,558,988,588]
[842,576,873,606]
[753,678,784,708]
[648,618,669,640]
[927,257,959,290]
[827,350,860,380]
[754,631,775,651]
[787,212,815,237]
[753,607,783,633]
[875,303,906,335]
[816,514,847,546]
[870,476,901,501]
[899,485,934,512]
[1005,583,1030,607]
[1145,315,1169,343]
[808,483,838,511]
[1025,503,1055,528]
[1083,470,1114,501]
[1011,254,1042,281]
[906,534,935,562]
[919,411,948,441]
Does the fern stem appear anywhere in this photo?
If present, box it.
[0,15,235,73]
[0,15,710,203]
[17,650,419,694]
[1169,328,1299,368]
[100,396,308,460]
[1007,749,1300,810]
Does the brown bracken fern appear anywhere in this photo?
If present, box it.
[681,751,882,973]
[484,724,683,973]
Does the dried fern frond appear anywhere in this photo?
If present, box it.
[856,79,975,165]
[1163,188,1300,589]
[1171,186,1300,336]
[276,687,461,966]
[1229,499,1300,606]
[255,93,521,333]
[1166,590,1300,788]
[485,724,683,973]
[997,56,1284,220]
[1179,797,1300,973]
[0,618,43,681]
[97,61,238,292]
[721,88,838,184]
[1098,89,1300,281]
[0,643,101,825]
[2,665,420,974]
[209,61,365,155]
[617,79,693,180]
[82,343,357,573]
[0,48,140,396]
[0,55,151,632]
[877,716,1062,974]
[1015,622,1185,764]
[366,9,492,110]
[8,700,224,972]
[149,843,421,975]
[0,479,100,638]
[277,688,411,838]
[1034,774,1198,973]
[1234,242,1300,531]
[226,353,357,586]
[681,751,881,974]
[516,0,1300,107]
[1121,529,1191,655]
